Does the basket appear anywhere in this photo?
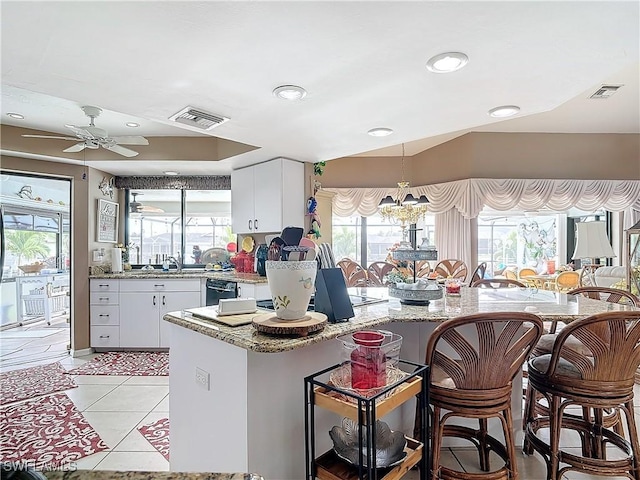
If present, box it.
[19,263,44,274]
[23,291,67,316]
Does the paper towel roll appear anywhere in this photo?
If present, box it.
[111,248,123,273]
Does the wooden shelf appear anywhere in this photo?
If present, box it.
[313,375,422,422]
[315,437,423,480]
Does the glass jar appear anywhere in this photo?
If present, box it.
[350,331,386,389]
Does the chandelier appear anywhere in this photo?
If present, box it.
[378,144,429,230]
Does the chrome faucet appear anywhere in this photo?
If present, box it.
[167,255,182,272]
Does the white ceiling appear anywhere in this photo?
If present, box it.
[1,1,638,176]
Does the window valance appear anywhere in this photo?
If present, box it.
[325,179,640,218]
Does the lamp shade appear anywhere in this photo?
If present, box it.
[402,193,418,205]
[571,221,616,260]
[378,195,396,207]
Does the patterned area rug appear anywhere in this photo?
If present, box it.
[138,417,170,460]
[0,393,108,469]
[0,363,77,405]
[66,352,169,376]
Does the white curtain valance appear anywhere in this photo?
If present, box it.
[325,179,640,219]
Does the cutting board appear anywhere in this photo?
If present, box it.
[185,306,268,327]
[252,312,327,336]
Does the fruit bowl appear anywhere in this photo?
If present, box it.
[329,417,407,468]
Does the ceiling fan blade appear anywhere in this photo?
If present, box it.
[65,124,93,138]
[104,144,139,157]
[22,134,80,141]
[111,136,149,146]
[140,205,165,213]
[63,143,87,153]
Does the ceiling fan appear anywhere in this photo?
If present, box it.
[130,192,164,214]
[22,105,149,157]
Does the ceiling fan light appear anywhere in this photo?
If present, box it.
[402,193,418,205]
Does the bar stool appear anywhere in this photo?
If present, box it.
[414,312,543,480]
[524,311,640,480]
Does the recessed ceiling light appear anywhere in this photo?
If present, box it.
[273,85,307,101]
[7,113,24,119]
[164,171,179,176]
[488,105,521,118]
[126,122,140,128]
[426,52,469,73]
[367,127,394,137]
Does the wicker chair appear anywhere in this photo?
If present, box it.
[554,270,580,293]
[467,262,487,287]
[366,261,397,286]
[336,258,368,287]
[411,260,432,278]
[472,278,525,289]
[414,312,544,480]
[433,259,468,282]
[524,311,640,480]
[504,269,518,281]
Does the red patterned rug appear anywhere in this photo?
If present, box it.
[0,393,108,469]
[0,363,77,405]
[138,417,170,460]
[66,352,169,376]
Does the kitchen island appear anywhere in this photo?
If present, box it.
[163,287,637,479]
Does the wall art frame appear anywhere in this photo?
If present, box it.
[97,198,119,243]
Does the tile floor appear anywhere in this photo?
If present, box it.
[1,317,639,478]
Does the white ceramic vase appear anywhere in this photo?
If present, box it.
[265,260,317,320]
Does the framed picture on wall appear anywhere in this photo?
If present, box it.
[97,199,119,243]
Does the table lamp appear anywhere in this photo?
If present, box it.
[571,221,616,285]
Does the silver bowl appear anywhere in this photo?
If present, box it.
[329,417,407,468]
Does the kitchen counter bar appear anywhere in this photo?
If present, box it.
[43,471,262,480]
[89,271,268,283]
[166,286,637,479]
[163,286,636,353]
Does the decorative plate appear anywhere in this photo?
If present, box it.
[242,236,255,253]
[329,417,407,468]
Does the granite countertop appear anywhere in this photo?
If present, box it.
[43,472,262,480]
[163,286,637,354]
[89,271,268,284]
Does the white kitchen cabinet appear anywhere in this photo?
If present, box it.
[90,279,120,349]
[237,282,271,300]
[119,279,201,348]
[231,158,305,234]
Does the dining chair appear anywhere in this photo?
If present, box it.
[336,258,368,287]
[414,312,544,480]
[518,267,537,287]
[365,261,397,286]
[433,259,468,282]
[467,262,487,287]
[504,269,518,281]
[524,311,640,480]
[411,260,432,278]
[554,270,580,293]
[472,278,526,289]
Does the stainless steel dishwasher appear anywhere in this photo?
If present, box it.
[205,278,238,305]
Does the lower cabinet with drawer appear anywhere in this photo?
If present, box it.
[89,278,202,350]
[90,279,120,349]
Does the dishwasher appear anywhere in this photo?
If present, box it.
[205,278,238,306]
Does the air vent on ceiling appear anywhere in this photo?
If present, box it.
[589,84,623,99]
[169,107,229,130]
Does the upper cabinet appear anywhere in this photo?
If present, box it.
[231,158,305,234]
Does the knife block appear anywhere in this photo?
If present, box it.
[314,268,354,323]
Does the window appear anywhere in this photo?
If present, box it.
[126,189,233,267]
[332,213,435,267]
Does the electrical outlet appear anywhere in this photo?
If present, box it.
[92,250,102,262]
[195,367,210,390]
